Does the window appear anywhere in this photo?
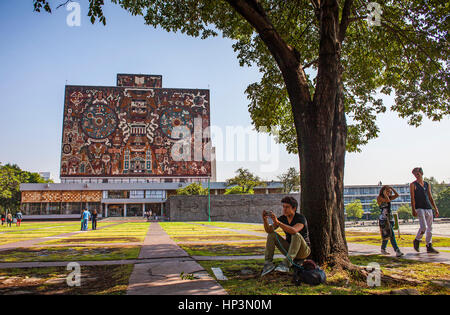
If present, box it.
[48,203,61,214]
[28,203,42,215]
[108,191,128,199]
[63,202,82,215]
[145,190,165,199]
[130,190,145,199]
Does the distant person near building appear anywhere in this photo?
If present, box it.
[6,213,13,227]
[92,210,98,230]
[16,211,23,227]
[377,186,404,257]
[261,196,311,276]
[82,209,91,231]
[410,167,439,254]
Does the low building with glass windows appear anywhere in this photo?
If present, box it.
[19,181,284,219]
[344,184,412,218]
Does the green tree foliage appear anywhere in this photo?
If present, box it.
[0,163,51,213]
[176,183,208,195]
[397,204,413,221]
[225,168,265,194]
[424,177,448,200]
[224,185,254,195]
[345,199,364,221]
[436,188,450,218]
[277,167,300,193]
[368,199,380,220]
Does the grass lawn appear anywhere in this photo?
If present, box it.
[192,222,266,233]
[0,246,141,263]
[198,255,450,295]
[180,241,279,256]
[160,222,266,242]
[0,264,133,295]
[36,222,150,245]
[0,222,84,245]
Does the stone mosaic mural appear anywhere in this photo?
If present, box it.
[61,75,211,178]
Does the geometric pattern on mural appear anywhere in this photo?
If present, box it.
[22,191,102,203]
[61,74,211,177]
[117,73,162,88]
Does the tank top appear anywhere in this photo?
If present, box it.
[413,181,432,209]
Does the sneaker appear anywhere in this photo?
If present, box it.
[426,244,439,254]
[274,262,290,273]
[413,239,420,252]
[395,249,404,257]
[381,248,389,255]
[261,262,276,276]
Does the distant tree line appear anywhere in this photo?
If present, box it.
[0,163,52,214]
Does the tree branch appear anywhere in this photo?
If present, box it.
[339,0,353,43]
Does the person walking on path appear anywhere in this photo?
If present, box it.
[377,186,404,257]
[81,209,91,231]
[15,211,23,227]
[410,167,439,254]
[6,213,13,227]
[1,213,5,227]
[91,210,98,230]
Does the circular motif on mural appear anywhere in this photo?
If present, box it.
[159,106,193,139]
[81,104,118,139]
[62,144,72,155]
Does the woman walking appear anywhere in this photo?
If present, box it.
[377,186,404,257]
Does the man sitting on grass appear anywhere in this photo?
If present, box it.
[261,196,311,276]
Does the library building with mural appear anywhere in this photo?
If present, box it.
[19,73,283,219]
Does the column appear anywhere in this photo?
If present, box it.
[105,204,108,218]
[142,203,145,217]
[161,203,164,217]
[124,203,127,217]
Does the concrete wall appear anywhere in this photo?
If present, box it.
[166,193,300,223]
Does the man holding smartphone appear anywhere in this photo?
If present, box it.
[261,196,311,276]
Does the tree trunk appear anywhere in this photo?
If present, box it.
[285,0,349,266]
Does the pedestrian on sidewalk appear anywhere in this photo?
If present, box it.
[410,167,440,254]
[377,185,404,257]
[92,210,98,230]
[16,211,23,227]
[6,212,13,227]
[1,212,5,226]
[82,209,91,231]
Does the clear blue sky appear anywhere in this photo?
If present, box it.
[1,1,449,185]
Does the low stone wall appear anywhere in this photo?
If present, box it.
[166,193,300,223]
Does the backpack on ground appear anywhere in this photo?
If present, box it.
[292,259,327,286]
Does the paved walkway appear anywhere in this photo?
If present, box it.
[190,223,450,264]
[126,223,227,295]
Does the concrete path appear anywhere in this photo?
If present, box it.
[126,223,227,295]
[191,243,450,265]
[189,223,450,265]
